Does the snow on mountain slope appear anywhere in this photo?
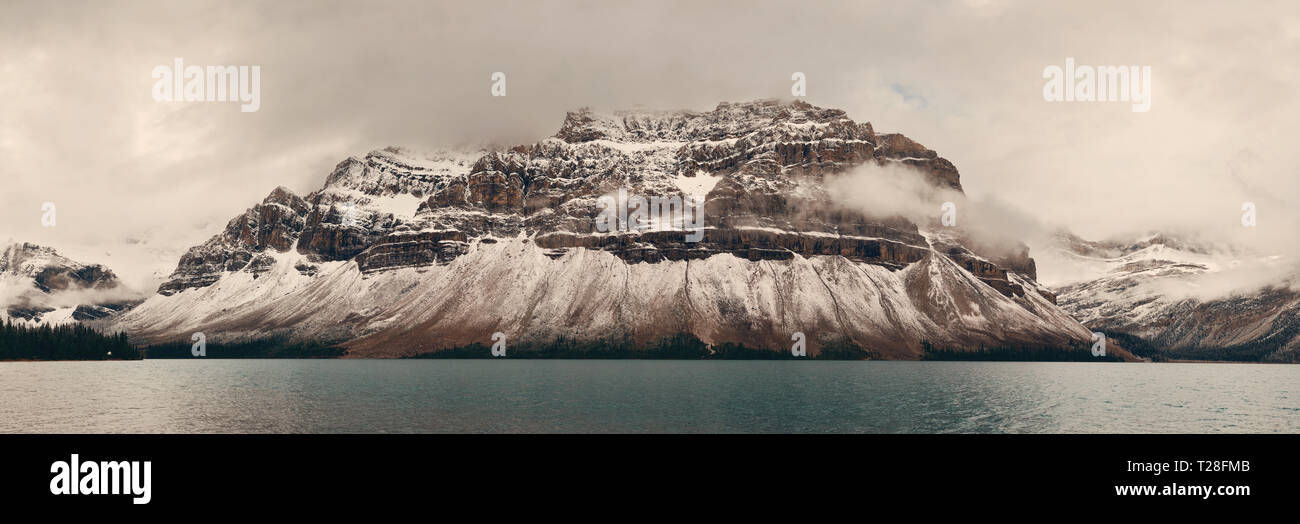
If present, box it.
[0,242,136,326]
[317,147,483,217]
[1046,231,1300,361]
[115,99,1104,358]
[1034,232,1229,288]
[120,237,1097,358]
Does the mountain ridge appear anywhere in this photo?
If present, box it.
[112,99,1117,359]
[1046,230,1300,361]
[0,242,137,325]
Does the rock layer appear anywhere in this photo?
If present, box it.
[127,100,1093,358]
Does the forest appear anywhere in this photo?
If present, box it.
[0,320,139,360]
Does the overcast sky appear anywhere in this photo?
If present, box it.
[2,0,1297,289]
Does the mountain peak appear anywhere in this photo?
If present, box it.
[555,98,869,145]
[117,98,1081,358]
[262,186,300,205]
[0,241,122,319]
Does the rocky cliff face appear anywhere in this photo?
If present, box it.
[156,148,479,294]
[1042,231,1300,362]
[0,243,134,325]
[124,99,1102,358]
[2,243,119,292]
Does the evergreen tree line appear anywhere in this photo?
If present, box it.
[410,332,881,360]
[920,339,1122,362]
[0,320,139,360]
[1106,331,1292,363]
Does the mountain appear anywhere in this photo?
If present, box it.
[114,99,1120,359]
[0,243,136,325]
[1042,231,1300,362]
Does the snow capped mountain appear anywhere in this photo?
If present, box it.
[1045,231,1300,361]
[0,242,136,326]
[114,99,1114,359]
[1,243,116,289]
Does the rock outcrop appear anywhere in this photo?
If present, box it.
[1044,231,1300,361]
[0,243,135,325]
[126,99,1095,359]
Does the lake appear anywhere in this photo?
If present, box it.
[1,360,1296,433]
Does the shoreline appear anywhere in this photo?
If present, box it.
[3,357,1294,364]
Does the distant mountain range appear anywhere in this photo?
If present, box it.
[1042,232,1300,362]
[0,243,137,325]
[5,99,1294,361]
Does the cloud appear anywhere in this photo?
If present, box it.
[824,162,964,227]
[1149,258,1300,302]
[825,161,1051,259]
[0,0,1296,288]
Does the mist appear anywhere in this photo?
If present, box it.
[824,161,1050,260]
